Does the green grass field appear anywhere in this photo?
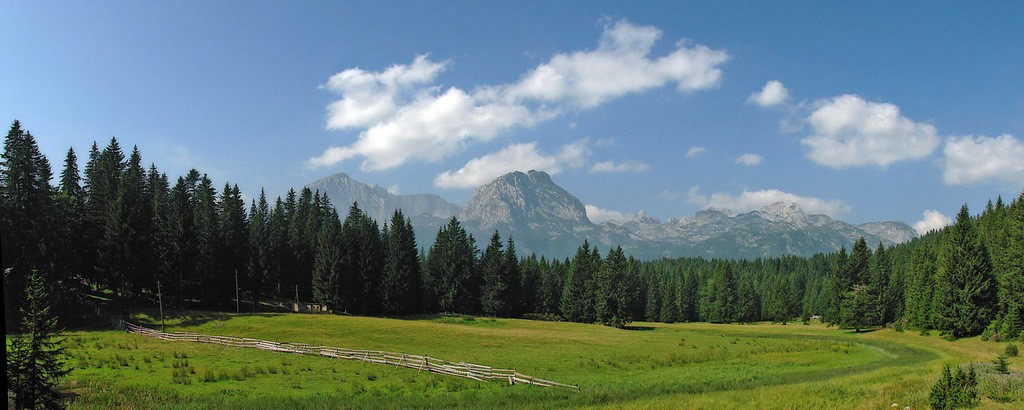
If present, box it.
[54,312,1022,409]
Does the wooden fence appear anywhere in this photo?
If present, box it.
[124,321,579,391]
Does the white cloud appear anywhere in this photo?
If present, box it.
[747,80,788,107]
[914,209,953,235]
[735,153,762,166]
[386,184,401,195]
[943,134,1024,186]
[311,19,729,170]
[686,186,851,218]
[506,20,729,108]
[585,205,631,224]
[801,94,941,168]
[686,146,706,158]
[434,141,589,189]
[589,160,650,173]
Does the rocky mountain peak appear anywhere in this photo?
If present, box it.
[755,202,808,225]
[459,170,591,230]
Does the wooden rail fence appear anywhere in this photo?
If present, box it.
[123,321,580,391]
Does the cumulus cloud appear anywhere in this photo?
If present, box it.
[434,141,589,189]
[585,205,631,224]
[747,80,788,107]
[943,134,1024,186]
[686,146,706,158]
[801,94,941,168]
[686,186,851,218]
[735,153,762,166]
[914,209,953,235]
[589,160,650,173]
[311,19,729,170]
[386,184,401,195]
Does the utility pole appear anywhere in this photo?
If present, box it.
[157,280,165,332]
[235,269,240,314]
[295,284,300,313]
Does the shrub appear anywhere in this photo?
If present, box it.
[1005,344,1019,357]
[930,364,979,409]
[994,355,1010,374]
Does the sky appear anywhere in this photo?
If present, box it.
[2,1,1022,233]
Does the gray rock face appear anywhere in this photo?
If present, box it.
[857,221,918,245]
[459,170,591,230]
[306,172,460,223]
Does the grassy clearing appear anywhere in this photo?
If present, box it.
[55,312,1022,409]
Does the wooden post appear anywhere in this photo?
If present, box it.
[157,280,165,332]
[234,269,240,314]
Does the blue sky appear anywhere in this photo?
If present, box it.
[2,1,1022,232]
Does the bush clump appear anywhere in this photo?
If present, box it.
[929,364,978,409]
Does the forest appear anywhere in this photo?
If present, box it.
[4,119,1023,340]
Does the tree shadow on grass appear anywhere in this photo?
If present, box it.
[622,325,655,331]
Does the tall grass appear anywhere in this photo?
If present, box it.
[55,312,1021,409]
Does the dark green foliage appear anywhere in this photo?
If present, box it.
[1006,343,1019,357]
[930,364,979,409]
[381,210,422,316]
[427,217,479,314]
[6,271,71,409]
[340,202,385,314]
[595,246,633,328]
[993,354,1010,374]
[480,231,508,317]
[561,241,600,323]
[312,207,343,310]
[933,205,997,338]
[839,284,879,332]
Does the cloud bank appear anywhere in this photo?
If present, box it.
[943,134,1024,186]
[802,94,941,168]
[433,141,589,189]
[686,186,851,218]
[311,19,729,171]
[585,205,631,224]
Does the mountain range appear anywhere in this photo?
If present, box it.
[306,171,917,260]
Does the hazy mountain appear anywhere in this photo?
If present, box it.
[459,170,598,257]
[306,170,917,260]
[306,172,460,224]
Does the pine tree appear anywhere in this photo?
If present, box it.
[381,210,422,316]
[1,121,56,330]
[905,244,937,330]
[561,241,599,323]
[312,207,343,310]
[933,205,997,338]
[426,217,479,314]
[6,271,70,409]
[595,246,631,327]
[708,262,738,323]
[839,284,879,332]
[480,231,507,317]
[248,190,273,306]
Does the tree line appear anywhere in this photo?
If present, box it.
[3,120,1023,340]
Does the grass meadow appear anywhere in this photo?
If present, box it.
[52,312,1022,409]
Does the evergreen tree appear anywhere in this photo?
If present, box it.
[503,237,523,316]
[247,190,273,306]
[381,210,423,316]
[1,121,56,330]
[708,262,738,323]
[870,243,894,324]
[905,244,937,330]
[480,231,508,317]
[595,246,632,327]
[427,217,479,314]
[312,207,343,310]
[340,202,385,314]
[561,241,599,323]
[933,205,997,338]
[839,284,879,332]
[217,183,249,309]
[6,271,70,409]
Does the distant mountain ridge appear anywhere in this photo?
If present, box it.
[306,173,460,224]
[307,170,917,260]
